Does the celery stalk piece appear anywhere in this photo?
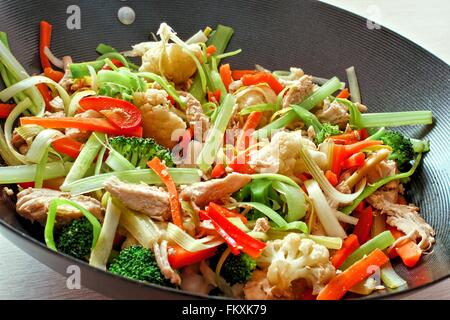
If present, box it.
[60,168,202,195]
[291,105,323,133]
[62,133,106,187]
[89,198,122,270]
[189,24,234,103]
[340,231,395,270]
[337,98,433,129]
[197,94,236,172]
[341,153,422,214]
[346,66,361,104]
[255,76,341,138]
[0,161,71,184]
[381,261,407,289]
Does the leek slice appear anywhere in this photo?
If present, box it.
[166,223,222,252]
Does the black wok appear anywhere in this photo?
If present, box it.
[0,0,449,299]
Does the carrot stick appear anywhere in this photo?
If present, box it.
[330,234,360,269]
[336,88,350,99]
[235,111,263,152]
[317,248,389,300]
[219,63,233,91]
[231,69,257,80]
[211,163,226,178]
[325,170,338,187]
[387,226,422,267]
[147,157,183,229]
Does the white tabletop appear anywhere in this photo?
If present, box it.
[0,0,449,299]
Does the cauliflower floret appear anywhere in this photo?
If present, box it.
[250,130,327,175]
[257,234,335,294]
[135,89,186,149]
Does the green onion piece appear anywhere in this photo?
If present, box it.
[381,261,407,289]
[341,153,422,214]
[69,60,106,78]
[138,72,186,109]
[94,145,107,175]
[45,198,102,251]
[272,181,307,222]
[89,198,122,269]
[340,231,395,270]
[238,202,289,228]
[61,168,202,195]
[255,76,341,138]
[240,103,275,115]
[62,133,106,187]
[34,148,49,188]
[197,94,236,172]
[96,43,117,55]
[96,52,129,68]
[291,104,323,133]
[307,234,342,250]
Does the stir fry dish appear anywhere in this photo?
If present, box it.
[0,22,435,300]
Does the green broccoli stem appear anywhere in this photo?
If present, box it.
[189,25,234,103]
[337,98,433,128]
[255,76,341,139]
[340,153,423,214]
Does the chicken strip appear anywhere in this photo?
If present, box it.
[154,240,181,286]
[367,193,435,250]
[180,173,251,207]
[103,176,170,220]
[281,75,315,109]
[16,188,103,225]
[182,92,209,141]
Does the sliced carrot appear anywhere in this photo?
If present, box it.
[342,152,365,170]
[330,234,360,269]
[317,249,389,300]
[325,170,338,187]
[147,158,183,230]
[211,163,226,179]
[219,63,233,91]
[206,45,217,57]
[387,225,422,268]
[336,88,350,99]
[44,67,64,82]
[231,69,257,80]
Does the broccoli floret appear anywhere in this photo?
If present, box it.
[108,245,172,287]
[109,136,174,168]
[315,123,341,144]
[56,217,93,261]
[377,130,414,170]
[211,246,257,285]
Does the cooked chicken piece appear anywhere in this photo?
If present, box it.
[16,188,103,225]
[228,80,243,93]
[367,193,435,250]
[244,269,275,300]
[182,92,209,141]
[103,176,170,220]
[59,56,74,91]
[277,67,306,86]
[315,98,367,130]
[180,263,212,295]
[366,160,397,184]
[253,217,270,233]
[180,173,251,207]
[49,96,65,113]
[134,89,187,149]
[154,240,181,286]
[281,75,315,109]
[65,110,104,142]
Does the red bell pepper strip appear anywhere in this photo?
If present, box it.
[336,88,350,99]
[147,158,184,230]
[331,140,383,175]
[0,103,15,118]
[20,116,142,137]
[341,152,365,170]
[168,244,218,269]
[387,225,422,267]
[39,21,53,70]
[78,96,142,131]
[101,59,125,70]
[36,84,53,111]
[211,163,226,178]
[51,136,83,158]
[210,203,248,224]
[231,69,257,80]
[207,203,266,258]
[330,234,360,269]
[219,63,233,91]
[203,211,241,255]
[241,72,284,94]
[207,89,221,103]
[353,205,373,244]
[44,67,64,83]
[317,249,389,300]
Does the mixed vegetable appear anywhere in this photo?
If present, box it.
[0,21,435,300]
